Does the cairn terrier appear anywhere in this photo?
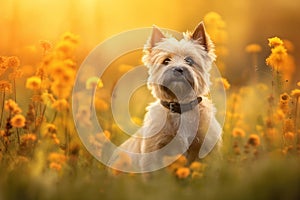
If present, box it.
[110,22,222,172]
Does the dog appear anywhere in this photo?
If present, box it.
[109,22,222,173]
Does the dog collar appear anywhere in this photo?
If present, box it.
[160,97,202,114]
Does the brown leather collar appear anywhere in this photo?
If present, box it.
[160,97,202,114]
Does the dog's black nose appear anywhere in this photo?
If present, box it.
[172,67,184,75]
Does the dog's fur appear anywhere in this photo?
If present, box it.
[110,22,222,172]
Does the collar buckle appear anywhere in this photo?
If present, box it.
[160,96,202,114]
[169,102,176,113]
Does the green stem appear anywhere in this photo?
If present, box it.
[51,111,57,123]
[13,78,17,102]
[64,110,70,157]
[16,128,20,145]
[0,91,6,128]
[295,97,299,144]
[35,105,47,139]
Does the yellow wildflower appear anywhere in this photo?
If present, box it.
[247,134,260,147]
[167,163,182,174]
[245,44,262,53]
[271,45,287,55]
[266,37,288,70]
[0,57,8,75]
[0,80,12,93]
[297,82,300,87]
[0,56,7,67]
[63,59,77,70]
[86,77,103,89]
[41,91,56,105]
[280,93,290,102]
[284,132,295,142]
[176,167,190,179]
[268,37,283,47]
[232,128,246,138]
[56,41,74,56]
[6,56,20,68]
[266,46,287,66]
[5,99,22,114]
[176,155,188,166]
[278,93,290,115]
[49,162,62,171]
[49,61,72,78]
[291,89,300,98]
[26,76,41,90]
[62,32,79,44]
[60,68,75,85]
[54,32,78,59]
[51,81,71,99]
[52,99,69,112]
[49,61,75,85]
[21,133,37,143]
[10,114,26,128]
[45,123,57,134]
[39,40,52,52]
[189,161,202,172]
[48,152,66,164]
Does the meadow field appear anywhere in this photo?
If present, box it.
[0,1,300,200]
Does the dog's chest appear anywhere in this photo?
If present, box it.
[161,113,180,135]
[162,108,209,153]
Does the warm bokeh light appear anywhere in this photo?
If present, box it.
[0,1,299,200]
[1,0,300,83]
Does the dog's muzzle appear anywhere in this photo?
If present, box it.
[160,66,195,99]
[163,66,194,86]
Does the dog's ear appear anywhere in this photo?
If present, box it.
[150,25,165,47]
[192,22,208,51]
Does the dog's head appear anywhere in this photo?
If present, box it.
[143,22,216,103]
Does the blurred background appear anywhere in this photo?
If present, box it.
[0,2,300,199]
[1,0,300,85]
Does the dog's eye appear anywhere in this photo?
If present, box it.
[162,58,171,65]
[184,57,195,66]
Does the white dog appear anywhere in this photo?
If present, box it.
[110,22,222,172]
